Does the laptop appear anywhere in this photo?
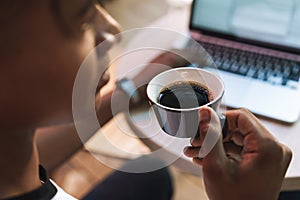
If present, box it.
[188,0,300,123]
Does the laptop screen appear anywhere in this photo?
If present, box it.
[190,0,300,53]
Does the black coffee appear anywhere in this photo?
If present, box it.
[158,81,213,109]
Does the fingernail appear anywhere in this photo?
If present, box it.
[183,146,189,152]
[190,137,194,144]
[201,126,209,134]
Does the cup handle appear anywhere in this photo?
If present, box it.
[217,113,228,138]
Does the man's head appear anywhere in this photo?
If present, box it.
[0,0,120,129]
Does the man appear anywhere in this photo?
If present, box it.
[0,1,174,199]
[0,0,292,199]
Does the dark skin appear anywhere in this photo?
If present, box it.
[184,107,292,200]
[0,0,292,199]
[0,0,186,198]
[0,0,108,196]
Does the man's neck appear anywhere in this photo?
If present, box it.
[0,129,42,199]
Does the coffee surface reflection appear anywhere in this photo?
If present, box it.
[158,81,214,109]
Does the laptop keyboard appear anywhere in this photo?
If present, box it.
[199,42,300,89]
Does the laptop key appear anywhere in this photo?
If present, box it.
[229,62,239,73]
[292,65,300,75]
[258,69,267,81]
[282,78,288,86]
[222,61,231,70]
[287,80,299,89]
[288,74,300,82]
[283,67,291,76]
[268,75,283,85]
[247,67,257,77]
[238,65,249,75]
[214,58,223,68]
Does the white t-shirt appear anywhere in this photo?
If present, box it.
[51,180,78,200]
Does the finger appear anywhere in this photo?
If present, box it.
[225,108,279,155]
[225,108,266,137]
[184,146,201,158]
[231,132,244,147]
[223,142,243,162]
[197,107,227,161]
[281,144,293,171]
[192,157,203,166]
[96,69,110,93]
[223,130,245,146]
[190,137,201,147]
[190,115,210,147]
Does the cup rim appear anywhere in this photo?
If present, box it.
[147,67,225,112]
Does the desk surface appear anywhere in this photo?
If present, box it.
[115,6,300,191]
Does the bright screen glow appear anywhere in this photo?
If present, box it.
[191,0,300,49]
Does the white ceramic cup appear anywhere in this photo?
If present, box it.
[147,67,225,138]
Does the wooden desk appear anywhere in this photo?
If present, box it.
[114,6,300,191]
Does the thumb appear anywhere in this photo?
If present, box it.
[198,107,227,163]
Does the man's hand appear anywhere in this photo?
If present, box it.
[184,107,292,200]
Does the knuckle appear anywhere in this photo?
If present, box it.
[238,107,250,115]
[282,144,293,161]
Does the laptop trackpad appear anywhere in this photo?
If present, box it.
[219,71,300,123]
